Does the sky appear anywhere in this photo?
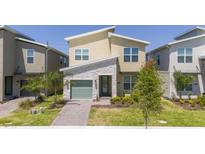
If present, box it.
[10,25,205,54]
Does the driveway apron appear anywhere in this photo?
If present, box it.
[52,100,92,126]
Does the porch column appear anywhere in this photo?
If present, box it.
[112,66,117,97]
[198,74,204,95]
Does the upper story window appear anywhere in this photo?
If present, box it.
[60,56,63,65]
[157,55,160,65]
[124,75,136,91]
[27,49,35,64]
[63,57,67,67]
[75,49,89,60]
[177,48,192,63]
[124,47,138,62]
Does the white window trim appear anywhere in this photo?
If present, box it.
[123,75,136,91]
[75,48,89,61]
[124,47,139,62]
[177,48,192,63]
[26,49,35,64]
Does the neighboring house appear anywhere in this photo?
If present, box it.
[60,26,150,101]
[147,26,205,99]
[0,26,68,102]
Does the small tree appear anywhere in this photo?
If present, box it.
[133,60,163,129]
[22,75,45,101]
[173,71,194,99]
[46,71,63,102]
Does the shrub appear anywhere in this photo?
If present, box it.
[197,95,205,106]
[179,99,184,104]
[19,99,33,109]
[122,96,134,105]
[111,96,122,104]
[188,99,195,107]
[36,95,46,103]
[131,92,139,103]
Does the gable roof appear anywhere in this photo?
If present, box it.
[174,26,205,40]
[15,37,68,57]
[0,25,34,41]
[108,32,150,45]
[64,26,116,41]
[149,33,205,53]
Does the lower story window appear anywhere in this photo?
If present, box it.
[123,75,136,91]
[184,83,193,91]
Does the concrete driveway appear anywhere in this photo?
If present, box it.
[0,97,34,118]
[52,100,92,126]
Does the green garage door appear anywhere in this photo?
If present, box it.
[71,80,93,99]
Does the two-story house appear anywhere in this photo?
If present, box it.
[60,26,150,101]
[147,26,205,99]
[0,25,68,102]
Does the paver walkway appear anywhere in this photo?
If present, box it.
[0,97,34,118]
[52,100,92,126]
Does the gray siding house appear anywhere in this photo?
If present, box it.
[147,26,205,99]
[0,26,68,102]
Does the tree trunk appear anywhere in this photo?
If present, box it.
[179,91,182,99]
[54,86,57,102]
[144,107,148,129]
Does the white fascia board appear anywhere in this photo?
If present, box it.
[108,32,150,45]
[169,34,205,45]
[64,26,116,41]
[15,37,47,47]
[60,56,118,72]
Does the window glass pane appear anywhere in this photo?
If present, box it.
[132,55,138,62]
[124,83,130,90]
[124,76,131,83]
[27,57,33,63]
[124,48,130,55]
[157,55,160,65]
[82,49,88,55]
[186,56,192,63]
[178,48,184,56]
[132,83,135,89]
[75,49,81,55]
[185,84,192,91]
[186,48,192,56]
[64,57,67,63]
[132,48,138,54]
[132,76,137,82]
[82,55,89,60]
[75,55,81,60]
[178,56,184,63]
[27,49,34,57]
[124,56,130,62]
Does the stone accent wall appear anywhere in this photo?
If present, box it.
[63,58,117,101]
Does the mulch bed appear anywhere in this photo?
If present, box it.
[173,101,205,110]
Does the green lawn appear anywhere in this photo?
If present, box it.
[0,95,63,126]
[88,99,205,126]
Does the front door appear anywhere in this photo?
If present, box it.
[99,76,111,97]
[5,76,13,96]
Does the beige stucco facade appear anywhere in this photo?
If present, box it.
[69,30,147,72]
[0,27,68,102]
[62,26,149,100]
